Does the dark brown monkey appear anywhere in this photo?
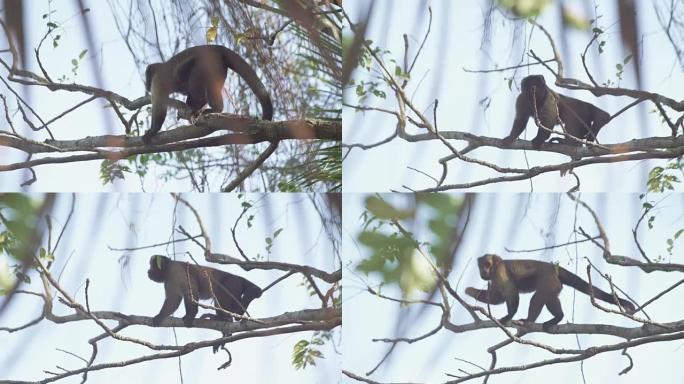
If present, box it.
[465,254,635,329]
[147,255,262,327]
[502,75,610,148]
[143,45,274,144]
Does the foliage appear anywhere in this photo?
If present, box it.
[497,0,551,17]
[0,195,54,292]
[277,143,342,192]
[264,228,284,257]
[292,335,326,370]
[99,159,131,184]
[346,41,393,103]
[206,16,219,42]
[356,194,465,298]
[646,160,683,192]
[562,7,591,30]
[282,13,342,191]
[639,196,684,261]
[0,195,40,260]
[0,258,13,294]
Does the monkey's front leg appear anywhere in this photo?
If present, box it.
[502,116,529,146]
[530,127,552,148]
[465,287,516,324]
[499,293,519,323]
[182,297,199,327]
[152,295,182,326]
[142,100,168,145]
[465,287,504,304]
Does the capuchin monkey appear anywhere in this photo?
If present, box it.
[147,255,262,328]
[142,45,274,144]
[502,75,610,148]
[465,254,635,329]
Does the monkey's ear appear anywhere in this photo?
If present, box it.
[154,255,163,270]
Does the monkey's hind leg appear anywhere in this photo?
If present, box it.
[198,311,233,354]
[521,290,546,325]
[587,109,610,142]
[541,297,564,330]
[183,94,208,125]
[530,127,552,148]
[152,295,182,326]
[206,75,226,114]
[181,296,199,327]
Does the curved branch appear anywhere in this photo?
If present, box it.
[222,140,279,192]
[207,253,341,283]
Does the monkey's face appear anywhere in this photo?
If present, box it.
[521,75,547,100]
[476,255,498,280]
[147,255,166,283]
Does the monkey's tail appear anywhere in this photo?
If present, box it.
[557,267,635,313]
[243,279,263,300]
[219,47,274,121]
[588,108,611,141]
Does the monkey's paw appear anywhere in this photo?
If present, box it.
[152,315,163,327]
[464,287,478,297]
[541,323,554,331]
[182,317,195,327]
[141,131,154,145]
[531,139,545,149]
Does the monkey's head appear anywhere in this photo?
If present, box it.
[520,75,547,100]
[144,63,163,92]
[476,254,503,280]
[147,255,169,283]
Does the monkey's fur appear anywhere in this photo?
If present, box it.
[147,255,262,327]
[502,75,610,148]
[465,254,635,329]
[143,45,273,144]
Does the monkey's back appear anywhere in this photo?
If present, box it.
[503,259,559,293]
[191,265,247,304]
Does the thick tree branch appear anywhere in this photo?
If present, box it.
[0,119,340,172]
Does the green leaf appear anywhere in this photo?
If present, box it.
[365,196,413,220]
[291,339,324,370]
